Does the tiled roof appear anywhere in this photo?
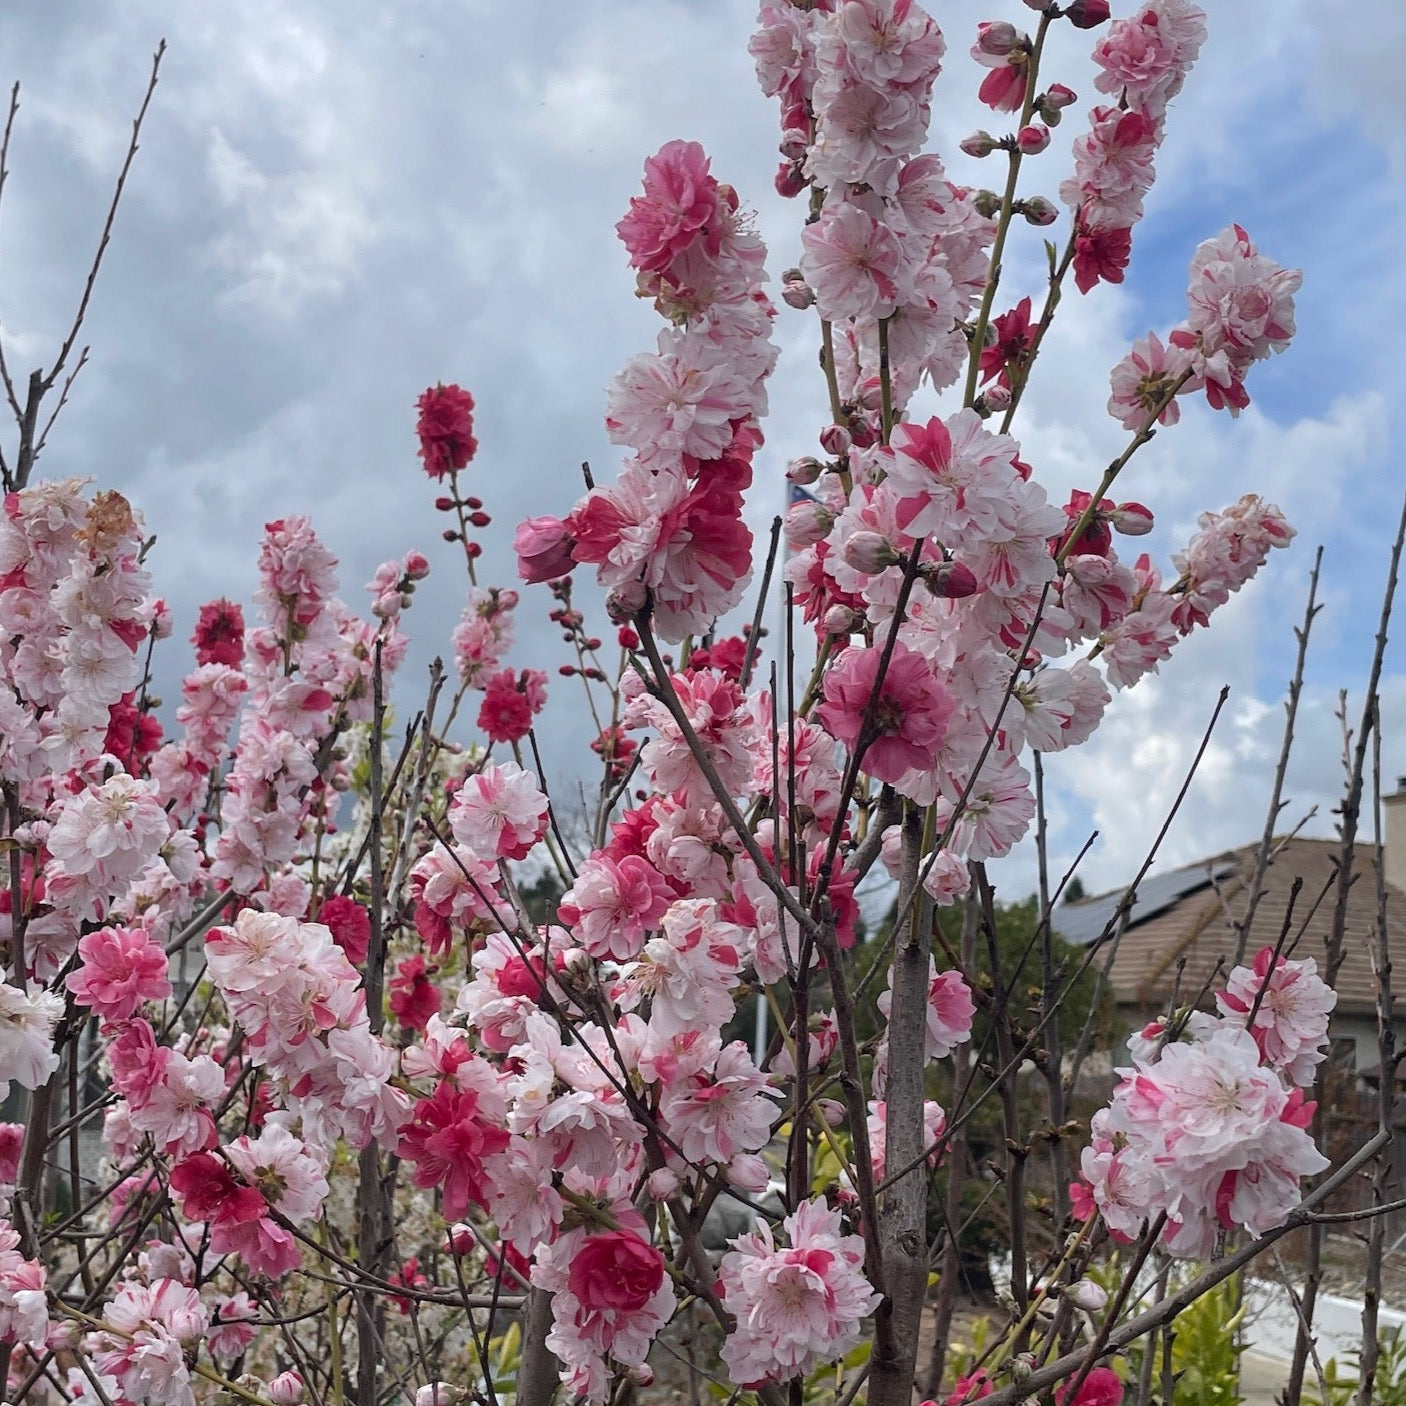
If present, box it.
[1056,838,1406,1018]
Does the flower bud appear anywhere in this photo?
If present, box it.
[416,1387,460,1406]
[972,189,1002,218]
[781,270,816,310]
[1065,0,1111,28]
[819,422,852,457]
[446,1223,476,1256]
[268,1372,305,1406]
[1111,501,1154,535]
[982,382,1013,411]
[842,530,900,575]
[823,604,859,636]
[775,159,808,199]
[784,500,835,548]
[786,455,824,486]
[605,579,647,623]
[960,130,1000,158]
[404,549,431,580]
[976,21,1021,55]
[646,1168,680,1201]
[1009,1354,1037,1385]
[727,1153,772,1193]
[780,128,809,161]
[1016,124,1050,154]
[848,414,878,449]
[818,1098,847,1127]
[1020,196,1059,226]
[1043,81,1078,110]
[625,1366,656,1388]
[856,376,885,413]
[1065,1278,1110,1311]
[921,559,980,599]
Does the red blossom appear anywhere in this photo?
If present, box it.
[979,297,1035,389]
[169,1152,268,1228]
[477,668,548,745]
[568,1230,666,1313]
[1074,222,1133,295]
[1056,1367,1124,1406]
[388,954,442,1032]
[317,895,371,966]
[193,598,246,667]
[416,383,478,480]
[397,1083,510,1221]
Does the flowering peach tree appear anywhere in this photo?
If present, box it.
[0,3,1381,1406]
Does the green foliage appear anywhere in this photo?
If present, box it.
[1123,1271,1245,1406]
[1321,1327,1406,1406]
[518,868,564,926]
[945,1314,993,1383]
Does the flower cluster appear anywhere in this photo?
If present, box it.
[517,139,777,641]
[1074,947,1333,1258]
[0,2,1322,1402]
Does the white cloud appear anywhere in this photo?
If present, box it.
[0,0,1402,911]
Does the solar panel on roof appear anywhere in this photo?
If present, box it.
[1051,858,1238,946]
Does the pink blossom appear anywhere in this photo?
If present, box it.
[514,515,576,583]
[317,895,371,966]
[256,516,338,629]
[948,1369,995,1406]
[932,753,1035,861]
[66,925,171,1024]
[605,343,750,465]
[0,982,62,1093]
[0,1219,48,1349]
[1073,223,1133,295]
[1057,1366,1125,1406]
[206,1292,259,1360]
[878,962,975,1060]
[1107,330,1191,430]
[1092,0,1206,119]
[1062,108,1159,232]
[558,853,674,961]
[800,200,905,323]
[451,761,549,861]
[1170,494,1295,633]
[616,140,724,275]
[718,1197,880,1385]
[867,1098,947,1183]
[450,586,516,689]
[568,1231,666,1314]
[224,1122,330,1225]
[659,1040,782,1165]
[1217,947,1336,1087]
[168,1151,267,1229]
[817,642,955,785]
[94,1279,206,1406]
[885,410,1022,543]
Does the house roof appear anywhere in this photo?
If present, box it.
[1053,837,1406,1018]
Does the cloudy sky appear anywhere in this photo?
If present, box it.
[1,0,1403,903]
